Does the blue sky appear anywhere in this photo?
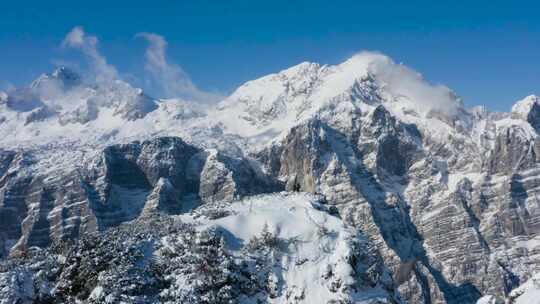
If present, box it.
[0,0,538,111]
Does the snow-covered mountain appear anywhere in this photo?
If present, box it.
[1,52,539,303]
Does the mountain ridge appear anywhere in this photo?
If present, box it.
[0,53,539,303]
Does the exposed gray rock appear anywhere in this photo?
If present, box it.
[30,66,82,92]
[0,136,280,258]
[58,101,99,125]
[196,150,281,203]
[141,177,179,216]
[511,95,540,132]
[487,125,540,174]
[253,100,540,303]
[24,106,56,125]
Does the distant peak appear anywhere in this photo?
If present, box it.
[512,95,540,116]
[287,61,317,70]
[31,66,82,91]
[51,66,81,83]
[279,61,321,78]
[511,95,540,132]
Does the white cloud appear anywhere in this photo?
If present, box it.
[62,26,118,83]
[349,51,460,116]
[136,32,222,102]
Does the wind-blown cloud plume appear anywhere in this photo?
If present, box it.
[62,26,119,83]
[347,51,460,116]
[137,32,222,102]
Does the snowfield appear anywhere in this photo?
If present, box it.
[188,193,394,303]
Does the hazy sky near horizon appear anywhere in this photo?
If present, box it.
[0,0,538,111]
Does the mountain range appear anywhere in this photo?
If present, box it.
[0,52,539,304]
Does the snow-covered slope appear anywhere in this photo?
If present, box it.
[0,193,398,304]
[478,272,540,304]
[509,272,540,304]
[187,193,396,303]
[211,52,468,148]
[0,53,468,152]
[0,54,529,157]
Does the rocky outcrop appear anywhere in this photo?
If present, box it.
[194,149,281,203]
[24,106,56,125]
[31,66,82,92]
[0,136,280,258]
[512,95,540,132]
[58,101,99,125]
[487,125,540,175]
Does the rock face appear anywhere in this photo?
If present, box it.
[0,55,540,303]
[255,116,486,303]
[512,95,540,132]
[238,58,540,303]
[0,137,280,258]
